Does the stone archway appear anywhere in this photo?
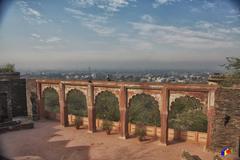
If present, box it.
[42,87,60,120]
[66,89,87,117]
[168,95,208,143]
[94,91,120,132]
[128,93,160,136]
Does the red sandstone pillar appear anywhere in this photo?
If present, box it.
[206,89,216,148]
[160,87,169,145]
[59,83,68,127]
[206,108,215,148]
[119,86,128,139]
[87,83,96,133]
[36,82,44,119]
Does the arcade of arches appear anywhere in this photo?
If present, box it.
[36,80,217,149]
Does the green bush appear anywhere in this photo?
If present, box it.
[135,123,147,141]
[129,94,160,127]
[43,88,59,113]
[75,116,83,129]
[67,89,87,117]
[169,96,207,132]
[169,110,208,132]
[102,120,113,135]
[0,63,15,73]
[95,91,120,121]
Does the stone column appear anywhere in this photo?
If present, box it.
[160,87,169,145]
[206,89,216,148]
[87,83,96,133]
[206,90,215,148]
[119,86,128,139]
[59,82,68,127]
[36,82,44,119]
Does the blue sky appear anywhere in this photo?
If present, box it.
[0,0,240,71]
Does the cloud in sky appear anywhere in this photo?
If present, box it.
[31,33,41,39]
[130,21,240,49]
[17,1,50,24]
[141,14,154,23]
[65,7,114,35]
[71,0,135,12]
[46,37,62,43]
[153,0,179,8]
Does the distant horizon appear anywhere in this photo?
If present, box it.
[18,67,224,73]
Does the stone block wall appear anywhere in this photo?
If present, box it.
[11,79,27,117]
[211,88,240,153]
[0,78,27,122]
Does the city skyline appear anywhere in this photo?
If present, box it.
[0,0,240,71]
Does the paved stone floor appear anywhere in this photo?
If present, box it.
[0,120,214,160]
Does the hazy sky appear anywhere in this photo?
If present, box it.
[0,0,240,71]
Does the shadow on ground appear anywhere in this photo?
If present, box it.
[0,120,91,160]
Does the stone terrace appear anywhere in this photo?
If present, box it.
[0,120,214,160]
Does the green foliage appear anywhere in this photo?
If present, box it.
[223,57,240,77]
[135,123,147,141]
[0,63,15,73]
[95,91,120,121]
[43,88,59,113]
[219,77,240,87]
[75,116,83,129]
[169,96,207,132]
[102,120,113,134]
[169,96,204,118]
[129,94,160,126]
[170,110,208,132]
[66,89,87,117]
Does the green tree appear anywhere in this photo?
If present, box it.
[223,57,240,77]
[43,88,59,113]
[170,110,207,132]
[0,63,15,73]
[169,96,207,132]
[129,94,160,126]
[66,89,87,116]
[95,91,120,121]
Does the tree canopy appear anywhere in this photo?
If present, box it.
[169,96,207,132]
[0,63,15,73]
[66,89,87,117]
[95,91,120,121]
[129,94,160,126]
[223,57,240,77]
[43,88,59,113]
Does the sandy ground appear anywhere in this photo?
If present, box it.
[0,120,214,160]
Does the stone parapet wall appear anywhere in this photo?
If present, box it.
[0,72,20,80]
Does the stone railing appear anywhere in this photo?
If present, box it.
[0,72,20,80]
[67,114,207,144]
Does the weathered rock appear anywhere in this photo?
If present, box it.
[181,151,202,160]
